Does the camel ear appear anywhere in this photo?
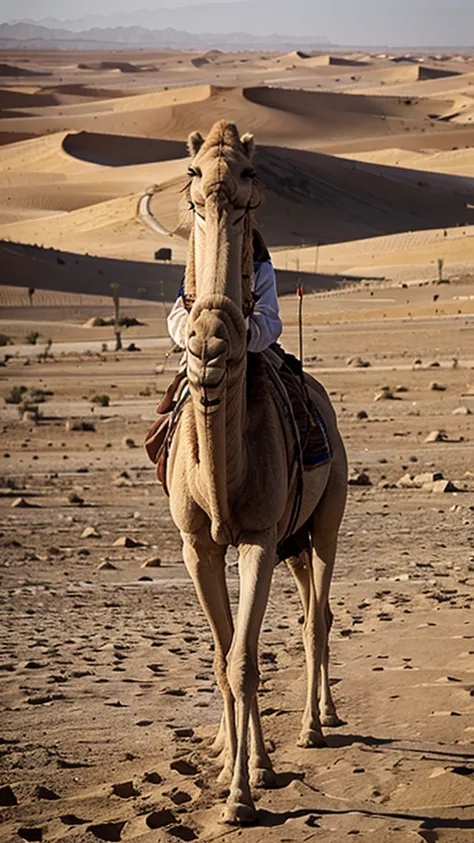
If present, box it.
[187,131,204,157]
[240,132,255,160]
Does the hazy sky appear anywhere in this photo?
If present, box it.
[1,0,473,47]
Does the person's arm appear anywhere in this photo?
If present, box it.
[167,293,189,349]
[248,261,282,353]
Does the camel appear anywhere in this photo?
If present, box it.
[166,120,348,824]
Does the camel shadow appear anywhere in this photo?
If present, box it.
[256,806,474,831]
[273,770,305,789]
[324,732,395,749]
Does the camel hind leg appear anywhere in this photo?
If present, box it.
[287,462,346,745]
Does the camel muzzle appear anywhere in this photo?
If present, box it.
[187,315,229,399]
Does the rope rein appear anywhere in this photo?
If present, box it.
[182,178,260,320]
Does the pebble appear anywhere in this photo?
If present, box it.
[113,536,144,548]
[81,526,100,539]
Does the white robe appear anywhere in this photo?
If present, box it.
[167,260,282,354]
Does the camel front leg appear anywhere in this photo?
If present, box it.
[224,529,276,825]
[181,529,236,781]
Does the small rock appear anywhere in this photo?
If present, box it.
[430,382,446,391]
[348,471,372,487]
[122,437,136,449]
[81,526,100,539]
[11,497,37,508]
[374,389,398,401]
[113,536,144,548]
[141,557,161,568]
[414,472,444,485]
[452,407,472,416]
[66,420,96,432]
[346,356,370,368]
[356,410,368,420]
[423,480,458,494]
[68,492,84,506]
[425,430,448,443]
[97,561,117,570]
[113,477,133,487]
[396,473,418,489]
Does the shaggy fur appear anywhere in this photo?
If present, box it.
[166,120,348,825]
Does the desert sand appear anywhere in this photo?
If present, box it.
[1,47,474,843]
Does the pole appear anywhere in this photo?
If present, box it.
[297,284,304,364]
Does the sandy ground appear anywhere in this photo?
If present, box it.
[1,46,474,843]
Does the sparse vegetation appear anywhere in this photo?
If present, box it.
[26,331,40,345]
[5,385,27,404]
[28,287,35,306]
[91,394,110,407]
[0,334,12,347]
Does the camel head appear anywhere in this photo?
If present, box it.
[185,120,258,404]
[186,119,257,233]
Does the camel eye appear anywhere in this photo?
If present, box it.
[241,167,256,179]
[187,166,201,177]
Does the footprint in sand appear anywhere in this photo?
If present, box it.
[88,821,126,841]
[36,785,60,800]
[143,771,162,784]
[0,784,18,806]
[60,814,89,825]
[146,808,177,828]
[112,781,140,798]
[18,830,43,842]
[170,759,199,776]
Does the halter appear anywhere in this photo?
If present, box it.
[182,179,261,319]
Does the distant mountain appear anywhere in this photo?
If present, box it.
[9,2,331,38]
[4,0,474,47]
[0,20,330,50]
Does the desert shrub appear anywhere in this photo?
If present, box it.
[26,331,40,345]
[91,394,110,407]
[0,334,12,347]
[5,385,27,404]
[18,401,42,421]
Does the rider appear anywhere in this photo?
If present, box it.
[167,229,282,353]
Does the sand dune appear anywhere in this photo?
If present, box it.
[275,223,474,284]
[62,131,187,165]
[341,146,474,177]
[0,62,50,77]
[144,144,474,249]
[3,83,473,155]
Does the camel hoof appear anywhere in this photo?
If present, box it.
[321,712,343,728]
[297,729,327,748]
[223,802,257,825]
[250,766,276,789]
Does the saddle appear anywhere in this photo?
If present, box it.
[144,370,188,494]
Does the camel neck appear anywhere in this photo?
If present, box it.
[194,206,244,309]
